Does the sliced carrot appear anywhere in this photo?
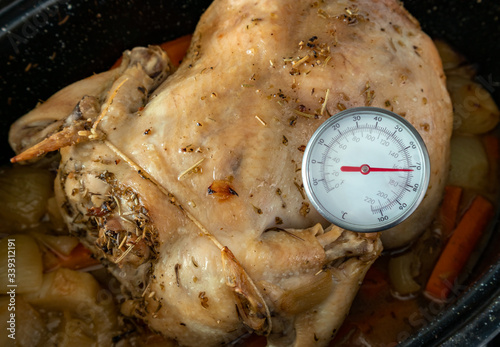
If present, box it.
[110,55,123,70]
[425,195,494,300]
[159,34,192,67]
[44,243,100,272]
[438,185,463,239]
[110,34,192,70]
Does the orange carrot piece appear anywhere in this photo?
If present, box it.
[425,195,494,300]
[439,185,463,239]
[110,34,192,70]
[110,55,123,70]
[159,34,192,67]
[44,243,100,272]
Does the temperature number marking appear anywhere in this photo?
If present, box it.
[365,196,375,205]
[376,191,389,199]
[389,179,399,187]
[389,150,399,158]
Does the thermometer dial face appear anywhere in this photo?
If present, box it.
[302,107,430,232]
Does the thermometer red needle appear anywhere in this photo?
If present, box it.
[340,164,413,175]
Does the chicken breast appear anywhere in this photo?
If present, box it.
[9,0,452,345]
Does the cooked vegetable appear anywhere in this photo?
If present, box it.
[434,39,465,71]
[110,34,192,69]
[24,266,105,309]
[0,296,47,346]
[24,267,118,345]
[30,232,79,257]
[447,74,500,134]
[448,135,489,190]
[0,234,43,294]
[159,34,192,67]
[388,252,421,296]
[438,185,463,239]
[31,232,100,272]
[57,313,99,347]
[425,195,494,301]
[42,243,100,272]
[412,227,444,286]
[0,166,54,231]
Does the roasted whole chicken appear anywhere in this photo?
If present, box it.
[9,0,452,345]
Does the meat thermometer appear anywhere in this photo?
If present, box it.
[302,107,430,233]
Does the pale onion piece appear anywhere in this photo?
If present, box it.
[24,267,100,310]
[447,75,500,134]
[0,234,43,294]
[279,270,332,314]
[388,252,421,296]
[0,296,47,346]
[448,135,489,190]
[445,64,477,79]
[120,298,136,317]
[24,268,118,344]
[57,315,98,347]
[0,166,54,230]
[434,39,465,70]
[30,231,80,256]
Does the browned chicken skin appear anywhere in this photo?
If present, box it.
[9,0,452,345]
